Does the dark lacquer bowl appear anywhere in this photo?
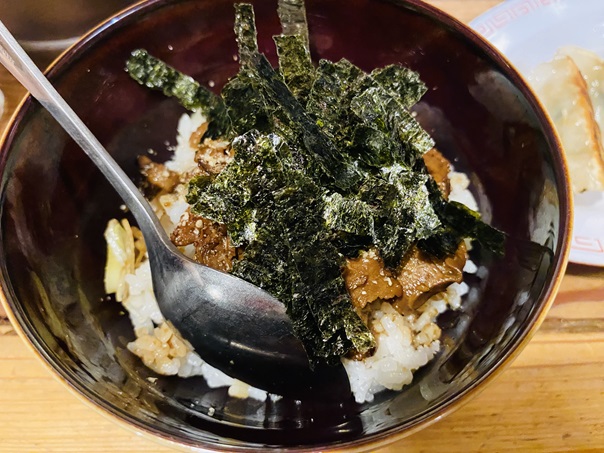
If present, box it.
[0,0,571,451]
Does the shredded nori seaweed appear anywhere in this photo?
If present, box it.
[126,1,506,366]
[189,132,374,362]
[250,53,364,191]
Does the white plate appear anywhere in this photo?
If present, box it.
[471,0,604,267]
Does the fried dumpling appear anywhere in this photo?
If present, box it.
[559,45,604,155]
[530,55,604,192]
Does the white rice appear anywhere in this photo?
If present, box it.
[120,258,270,398]
[110,112,478,403]
[342,282,469,403]
[165,110,205,174]
[449,171,478,212]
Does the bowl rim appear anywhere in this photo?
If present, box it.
[0,0,573,451]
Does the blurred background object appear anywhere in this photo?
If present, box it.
[0,0,136,67]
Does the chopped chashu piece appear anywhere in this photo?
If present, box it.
[138,155,181,192]
[343,248,403,320]
[194,138,234,175]
[171,209,236,272]
[390,149,466,311]
[189,121,235,175]
[393,241,467,311]
[423,148,451,198]
[189,121,209,149]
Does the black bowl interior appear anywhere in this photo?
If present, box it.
[0,0,569,450]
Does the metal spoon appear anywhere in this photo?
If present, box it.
[0,20,313,393]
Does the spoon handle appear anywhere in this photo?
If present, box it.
[0,20,169,246]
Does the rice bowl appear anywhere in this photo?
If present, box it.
[0,0,571,450]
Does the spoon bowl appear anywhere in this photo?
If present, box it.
[0,19,311,393]
[148,243,315,392]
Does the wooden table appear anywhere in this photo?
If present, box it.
[1,1,603,451]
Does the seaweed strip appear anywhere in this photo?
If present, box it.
[417,229,463,259]
[323,192,375,237]
[274,35,315,100]
[349,125,397,168]
[419,202,507,259]
[304,59,433,168]
[441,201,506,256]
[275,0,313,99]
[351,86,434,166]
[277,0,310,49]
[422,174,506,257]
[356,167,441,267]
[306,59,367,148]
[372,64,428,109]
[234,3,259,69]
[221,74,276,136]
[221,70,308,172]
[386,99,434,162]
[125,49,229,138]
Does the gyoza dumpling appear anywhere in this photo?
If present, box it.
[559,46,604,154]
[530,55,604,192]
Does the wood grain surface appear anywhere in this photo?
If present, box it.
[1,1,603,452]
